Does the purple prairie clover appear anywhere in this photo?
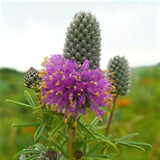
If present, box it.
[39,55,113,124]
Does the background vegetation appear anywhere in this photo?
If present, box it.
[0,66,160,160]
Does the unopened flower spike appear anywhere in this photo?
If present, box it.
[63,11,101,69]
[24,67,41,88]
[107,55,130,96]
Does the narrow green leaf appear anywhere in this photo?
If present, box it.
[12,122,40,127]
[24,90,35,106]
[86,142,103,155]
[25,155,40,160]
[6,99,33,109]
[118,133,139,141]
[80,139,96,142]
[33,143,47,152]
[85,154,112,160]
[78,121,97,140]
[59,131,68,139]
[41,135,68,158]
[83,135,87,155]
[33,110,64,117]
[90,117,98,127]
[123,141,152,147]
[14,149,40,159]
[61,138,68,147]
[77,125,84,138]
[93,124,106,130]
[49,121,64,138]
[118,141,145,151]
[34,125,44,142]
[94,132,119,151]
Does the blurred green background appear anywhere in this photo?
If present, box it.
[0,66,160,160]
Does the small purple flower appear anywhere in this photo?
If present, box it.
[40,55,112,123]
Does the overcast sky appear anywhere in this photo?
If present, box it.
[0,0,160,71]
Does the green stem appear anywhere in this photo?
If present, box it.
[68,127,76,160]
[101,95,118,154]
[105,95,118,135]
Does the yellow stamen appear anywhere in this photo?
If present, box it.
[98,116,103,121]
[36,93,41,96]
[105,69,109,72]
[112,94,117,97]
[63,64,65,67]
[46,91,51,95]
[50,90,54,93]
[49,75,53,81]
[89,69,91,72]
[110,72,114,75]
[50,62,54,66]
[95,92,100,97]
[67,112,72,117]
[50,106,55,111]
[77,93,81,96]
[73,86,77,89]
[112,86,116,90]
[82,101,85,104]
[42,84,47,89]
[55,104,58,108]
[79,64,81,68]
[61,75,65,80]
[64,118,68,123]
[41,56,49,67]
[38,104,43,108]
[55,80,60,86]
[85,115,88,118]
[74,122,78,127]
[104,91,109,95]
[91,99,94,102]
[93,81,97,85]
[81,88,84,91]
[53,71,58,75]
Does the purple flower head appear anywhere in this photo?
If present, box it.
[40,55,112,122]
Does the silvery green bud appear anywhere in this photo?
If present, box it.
[63,11,101,69]
[107,56,130,96]
[24,67,41,88]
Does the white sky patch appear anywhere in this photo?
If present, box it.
[0,1,159,71]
